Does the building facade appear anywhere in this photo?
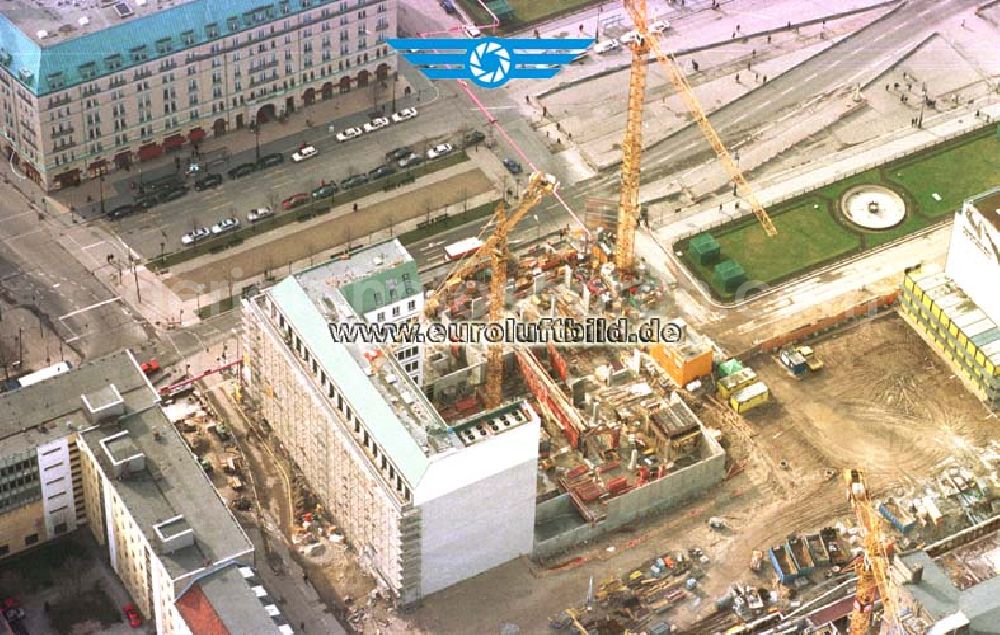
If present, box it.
[0,0,397,190]
[900,190,1000,408]
[242,241,540,604]
[0,351,290,634]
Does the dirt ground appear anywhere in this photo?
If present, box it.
[165,169,494,298]
[403,312,996,633]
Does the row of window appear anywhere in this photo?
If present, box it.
[270,300,413,501]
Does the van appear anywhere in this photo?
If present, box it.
[440,0,457,14]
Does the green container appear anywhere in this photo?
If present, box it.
[714,259,747,293]
[690,233,722,266]
[718,359,744,377]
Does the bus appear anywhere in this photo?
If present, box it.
[444,237,484,262]
[15,361,73,389]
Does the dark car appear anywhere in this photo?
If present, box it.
[106,204,138,220]
[340,174,369,190]
[463,130,486,146]
[158,185,189,203]
[194,173,223,191]
[311,183,339,199]
[503,158,522,175]
[227,162,257,179]
[257,153,284,168]
[368,164,397,180]
[385,146,413,162]
[281,193,309,210]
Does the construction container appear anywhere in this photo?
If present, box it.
[787,535,815,575]
[717,359,744,377]
[714,259,747,293]
[730,382,770,414]
[779,349,808,376]
[689,233,721,266]
[749,549,763,571]
[769,545,799,585]
[879,500,917,533]
[805,533,830,565]
[797,345,824,371]
[606,476,630,496]
[649,325,713,387]
[717,367,758,399]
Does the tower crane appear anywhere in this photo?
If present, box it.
[426,171,558,408]
[615,0,776,274]
[373,172,558,408]
[844,468,901,635]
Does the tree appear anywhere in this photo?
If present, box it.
[56,555,87,597]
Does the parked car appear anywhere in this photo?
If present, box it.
[620,30,641,45]
[649,19,671,33]
[427,143,453,159]
[158,185,189,203]
[463,130,486,146]
[368,164,397,180]
[339,174,369,190]
[464,24,482,38]
[291,145,319,162]
[363,117,390,133]
[227,162,257,179]
[140,358,160,375]
[123,602,143,628]
[311,183,339,199]
[247,207,273,223]
[391,107,418,123]
[503,158,522,175]
[386,146,413,162]
[336,126,364,142]
[593,38,621,54]
[184,162,201,176]
[210,217,240,235]
[194,173,223,191]
[181,227,211,245]
[282,193,309,210]
[440,0,457,14]
[398,152,423,168]
[257,152,285,168]
[107,204,138,220]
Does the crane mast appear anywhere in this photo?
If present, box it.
[845,469,900,635]
[622,0,777,238]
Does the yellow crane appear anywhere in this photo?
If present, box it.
[617,0,777,274]
[422,171,559,407]
[844,468,901,635]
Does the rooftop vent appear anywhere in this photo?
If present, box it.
[114,2,134,18]
[81,384,125,423]
[98,430,145,479]
[152,515,194,554]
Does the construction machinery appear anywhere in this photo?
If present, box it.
[417,171,558,407]
[618,0,777,273]
[844,468,901,635]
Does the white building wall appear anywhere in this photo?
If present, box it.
[946,205,1000,325]
[415,418,539,597]
[362,291,424,384]
[36,437,77,537]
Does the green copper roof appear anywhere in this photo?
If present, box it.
[0,0,349,96]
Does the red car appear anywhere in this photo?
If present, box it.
[123,603,143,628]
[140,358,160,376]
[281,193,309,210]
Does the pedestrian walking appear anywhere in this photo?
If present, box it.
[762,75,767,82]
[747,61,751,71]
[767,34,772,44]
[735,73,740,83]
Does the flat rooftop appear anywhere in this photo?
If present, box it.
[188,565,286,634]
[81,404,252,582]
[0,0,197,43]
[0,350,157,457]
[937,529,1000,591]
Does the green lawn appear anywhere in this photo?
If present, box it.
[459,0,599,30]
[681,125,1000,300]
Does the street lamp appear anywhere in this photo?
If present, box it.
[252,115,261,161]
[98,168,106,216]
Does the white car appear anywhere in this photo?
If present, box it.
[291,145,318,162]
[363,117,390,133]
[247,207,273,223]
[426,143,453,159]
[620,30,641,45]
[181,227,211,246]
[391,107,418,123]
[336,127,363,142]
[593,39,621,55]
[464,24,482,38]
[211,217,240,235]
[650,19,671,33]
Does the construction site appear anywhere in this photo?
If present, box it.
[225,1,1000,633]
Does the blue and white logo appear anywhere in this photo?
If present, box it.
[389,37,594,88]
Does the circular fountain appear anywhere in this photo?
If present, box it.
[840,185,906,230]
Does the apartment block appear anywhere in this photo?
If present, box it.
[900,190,1000,408]
[242,240,540,603]
[0,0,397,190]
[0,350,292,634]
